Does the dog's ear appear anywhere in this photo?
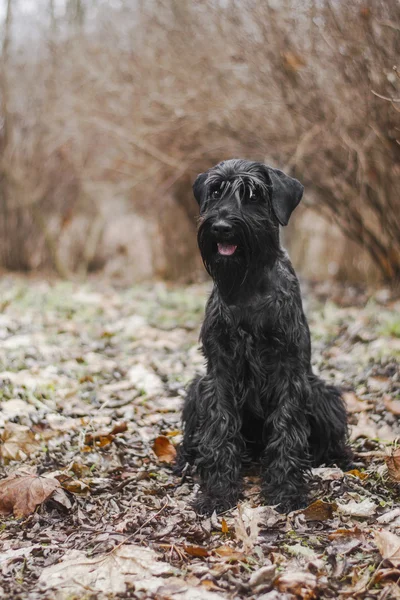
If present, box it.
[193,172,208,206]
[265,167,304,226]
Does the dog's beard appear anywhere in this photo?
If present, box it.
[197,216,256,296]
[197,211,282,298]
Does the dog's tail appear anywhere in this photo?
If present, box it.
[308,373,353,469]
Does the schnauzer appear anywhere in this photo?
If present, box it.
[176,159,351,515]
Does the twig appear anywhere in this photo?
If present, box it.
[354,451,387,458]
[106,498,169,555]
[371,90,400,103]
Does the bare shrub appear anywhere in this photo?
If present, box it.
[0,0,398,283]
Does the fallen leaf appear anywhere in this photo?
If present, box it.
[327,537,362,556]
[84,433,115,447]
[0,398,37,421]
[377,508,400,525]
[0,423,41,461]
[0,468,61,517]
[153,436,177,463]
[248,563,275,587]
[110,422,128,435]
[285,543,317,559]
[84,423,127,447]
[336,498,377,518]
[128,364,163,397]
[350,412,397,442]
[38,545,174,595]
[368,376,390,392]
[341,566,371,595]
[346,469,368,480]
[375,530,400,567]
[221,518,229,534]
[57,476,90,494]
[184,545,209,558]
[386,448,400,482]
[214,546,247,561]
[234,504,261,553]
[343,391,373,414]
[51,487,72,509]
[373,568,400,583]
[200,580,224,592]
[0,544,41,566]
[276,571,317,597]
[302,499,337,521]
[312,467,344,480]
[384,397,400,416]
[329,526,365,540]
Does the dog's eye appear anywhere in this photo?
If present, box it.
[247,188,259,202]
[211,189,221,199]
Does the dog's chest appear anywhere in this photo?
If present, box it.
[224,307,280,374]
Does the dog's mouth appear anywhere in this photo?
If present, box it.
[217,243,238,256]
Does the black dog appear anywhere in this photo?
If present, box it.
[176,159,351,515]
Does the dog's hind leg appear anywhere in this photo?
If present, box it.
[307,373,353,469]
[174,375,202,475]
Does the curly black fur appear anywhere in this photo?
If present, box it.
[176,159,352,515]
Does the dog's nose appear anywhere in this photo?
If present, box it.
[211,220,232,235]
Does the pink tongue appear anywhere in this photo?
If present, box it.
[217,243,237,256]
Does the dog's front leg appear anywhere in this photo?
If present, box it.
[193,374,244,515]
[261,372,311,513]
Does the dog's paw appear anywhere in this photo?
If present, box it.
[193,492,237,516]
[262,491,308,514]
[275,496,308,514]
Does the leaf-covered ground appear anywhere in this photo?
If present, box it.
[0,276,399,600]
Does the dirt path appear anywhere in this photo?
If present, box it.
[0,277,399,600]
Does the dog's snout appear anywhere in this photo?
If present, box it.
[211,220,232,235]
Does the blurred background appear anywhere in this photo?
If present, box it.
[0,0,399,286]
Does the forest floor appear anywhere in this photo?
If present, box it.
[0,276,399,600]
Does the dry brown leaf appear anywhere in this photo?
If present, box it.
[0,468,61,517]
[214,546,247,562]
[346,469,368,480]
[0,544,41,567]
[302,499,337,521]
[342,566,371,595]
[282,51,306,72]
[153,435,177,463]
[57,476,90,494]
[38,545,174,596]
[386,448,400,483]
[233,504,264,553]
[375,530,400,567]
[84,423,127,447]
[200,580,224,592]
[327,537,362,556]
[221,518,229,534]
[368,376,390,392]
[373,568,400,586]
[276,571,317,598]
[110,422,128,435]
[343,391,372,414]
[312,467,344,480]
[184,545,209,558]
[350,412,397,442]
[329,526,365,540]
[336,498,377,517]
[0,423,41,461]
[84,433,115,447]
[350,412,378,441]
[248,564,275,587]
[384,397,400,416]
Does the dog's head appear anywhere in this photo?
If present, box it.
[193,159,303,289]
